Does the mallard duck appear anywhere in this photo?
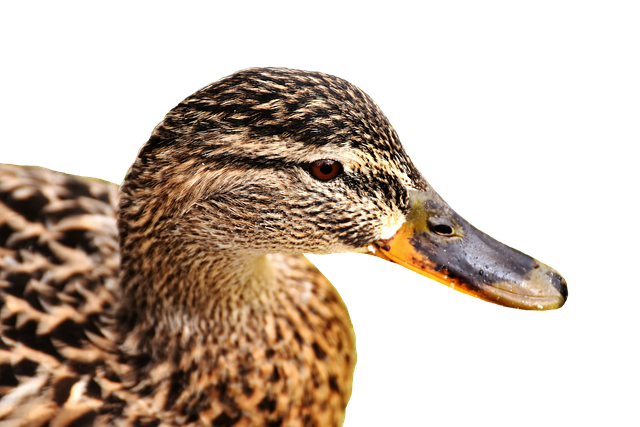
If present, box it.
[0,67,567,427]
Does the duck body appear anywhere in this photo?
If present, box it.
[0,68,567,426]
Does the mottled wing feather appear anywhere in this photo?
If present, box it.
[0,165,121,426]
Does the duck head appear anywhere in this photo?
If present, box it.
[119,67,566,315]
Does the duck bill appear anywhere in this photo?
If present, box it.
[372,188,567,310]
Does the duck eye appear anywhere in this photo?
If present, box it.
[309,160,343,181]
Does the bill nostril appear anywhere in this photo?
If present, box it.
[428,220,455,236]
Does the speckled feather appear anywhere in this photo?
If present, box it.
[0,68,428,426]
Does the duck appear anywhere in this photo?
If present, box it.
[0,67,567,427]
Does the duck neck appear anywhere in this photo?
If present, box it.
[117,237,279,357]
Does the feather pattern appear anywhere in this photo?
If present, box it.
[0,68,430,426]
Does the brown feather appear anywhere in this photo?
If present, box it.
[0,68,429,426]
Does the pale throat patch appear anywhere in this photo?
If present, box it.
[378,208,406,240]
[231,253,276,291]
